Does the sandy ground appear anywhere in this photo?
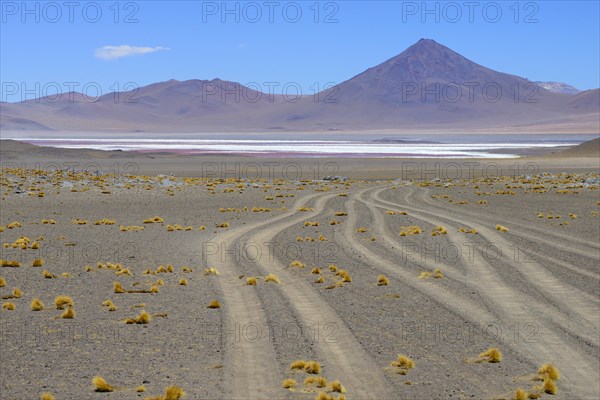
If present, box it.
[0,142,599,400]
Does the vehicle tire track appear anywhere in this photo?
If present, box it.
[245,193,397,400]
[205,191,329,400]
[367,186,599,399]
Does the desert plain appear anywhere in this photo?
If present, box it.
[0,139,598,400]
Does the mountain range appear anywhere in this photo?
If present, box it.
[1,39,598,133]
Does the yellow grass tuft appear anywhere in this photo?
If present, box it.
[282,378,297,389]
[289,260,306,268]
[496,224,509,232]
[204,267,219,275]
[432,268,443,279]
[314,276,324,284]
[290,360,306,370]
[40,393,55,400]
[207,300,221,309]
[330,380,345,393]
[432,226,448,235]
[12,287,22,298]
[115,268,132,276]
[391,354,415,371]
[538,363,560,381]
[315,392,334,400]
[514,388,528,400]
[3,302,16,310]
[399,226,422,236]
[542,378,557,394]
[304,360,321,374]
[143,216,165,224]
[114,281,126,293]
[179,278,188,286]
[328,264,338,272]
[418,271,431,279]
[42,269,56,279]
[356,227,367,233]
[264,274,280,284]
[136,385,147,392]
[311,267,321,274]
[31,298,45,311]
[338,269,352,282]
[61,306,76,319]
[1,259,21,267]
[126,310,151,324]
[163,386,186,400]
[0,276,5,287]
[54,295,74,309]
[478,347,502,363]
[217,222,230,228]
[246,277,257,286]
[378,275,389,286]
[92,376,114,392]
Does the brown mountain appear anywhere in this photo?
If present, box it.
[1,39,598,133]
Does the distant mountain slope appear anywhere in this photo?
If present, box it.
[1,39,598,133]
[535,81,580,95]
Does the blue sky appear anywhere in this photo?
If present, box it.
[1,1,599,101]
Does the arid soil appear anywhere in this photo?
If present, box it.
[0,142,598,400]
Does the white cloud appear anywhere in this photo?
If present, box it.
[94,45,170,60]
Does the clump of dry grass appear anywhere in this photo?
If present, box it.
[54,295,74,309]
[126,310,151,324]
[513,388,528,400]
[92,376,114,392]
[388,354,415,375]
[311,267,321,274]
[496,224,509,232]
[0,259,21,267]
[3,302,16,310]
[246,277,257,286]
[314,276,324,284]
[115,268,132,276]
[315,392,335,400]
[42,269,57,279]
[399,226,422,236]
[40,393,55,400]
[304,376,327,387]
[538,363,560,381]
[476,347,502,363]
[304,361,321,374]
[114,281,126,293]
[136,385,147,392]
[216,222,230,228]
[541,378,557,394]
[289,260,306,268]
[328,264,338,273]
[431,226,448,236]
[432,268,443,279]
[282,378,297,389]
[418,271,431,279]
[329,380,345,393]
[179,278,188,286]
[377,275,389,286]
[290,360,306,370]
[338,270,352,282]
[204,267,219,275]
[265,274,280,284]
[143,216,165,224]
[356,227,367,233]
[31,298,45,311]
[61,306,76,319]
[0,276,6,287]
[207,300,221,309]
